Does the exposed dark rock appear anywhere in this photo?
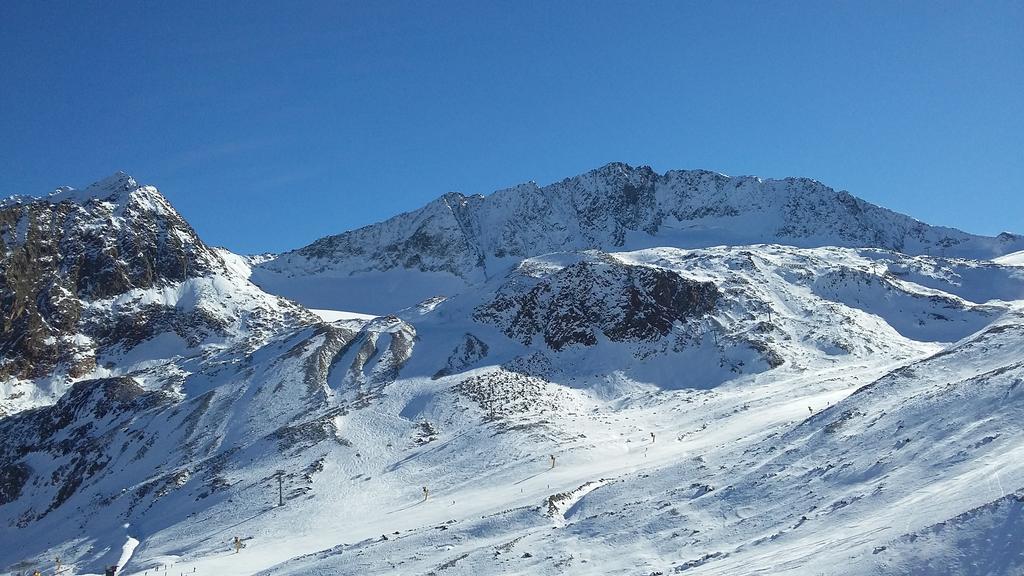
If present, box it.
[272,415,339,454]
[475,255,719,350]
[0,174,225,380]
[0,376,171,521]
[0,463,30,506]
[433,333,489,379]
[455,370,574,421]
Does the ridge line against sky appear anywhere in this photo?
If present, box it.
[1,1,1021,253]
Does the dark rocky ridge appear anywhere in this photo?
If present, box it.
[0,376,167,516]
[0,173,226,380]
[475,255,719,350]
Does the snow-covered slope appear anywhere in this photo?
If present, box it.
[254,163,1024,313]
[6,242,1024,575]
[248,307,1024,576]
[3,170,1024,576]
[995,249,1024,267]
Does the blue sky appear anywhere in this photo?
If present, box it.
[1,1,1021,254]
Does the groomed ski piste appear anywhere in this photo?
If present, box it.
[2,169,1024,576]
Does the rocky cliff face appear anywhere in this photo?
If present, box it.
[0,376,170,520]
[0,173,226,381]
[475,253,719,350]
[0,174,315,416]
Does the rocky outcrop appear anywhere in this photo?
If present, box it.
[324,316,417,408]
[433,333,489,379]
[475,254,719,350]
[0,173,225,380]
[0,376,169,520]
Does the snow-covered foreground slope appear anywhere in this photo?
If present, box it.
[5,238,1024,575]
[252,314,1024,576]
[254,162,1024,313]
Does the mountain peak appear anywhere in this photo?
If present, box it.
[595,160,636,173]
[0,171,143,210]
[0,170,252,390]
[588,161,656,179]
[45,170,140,205]
[84,170,137,193]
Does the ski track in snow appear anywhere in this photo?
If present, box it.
[115,537,139,575]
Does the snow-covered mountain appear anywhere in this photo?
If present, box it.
[2,169,1024,576]
[0,173,314,415]
[254,163,1024,312]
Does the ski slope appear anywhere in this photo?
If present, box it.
[109,318,1024,576]
[109,362,900,576]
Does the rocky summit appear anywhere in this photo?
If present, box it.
[1,165,1024,576]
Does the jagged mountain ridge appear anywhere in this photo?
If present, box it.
[254,162,1023,312]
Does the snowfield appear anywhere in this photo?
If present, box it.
[995,250,1024,267]
[307,309,378,323]
[2,168,1024,576]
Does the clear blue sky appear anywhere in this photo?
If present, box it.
[1,1,1021,253]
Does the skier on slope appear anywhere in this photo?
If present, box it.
[422,486,429,501]
[650,432,656,443]
[550,454,556,469]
